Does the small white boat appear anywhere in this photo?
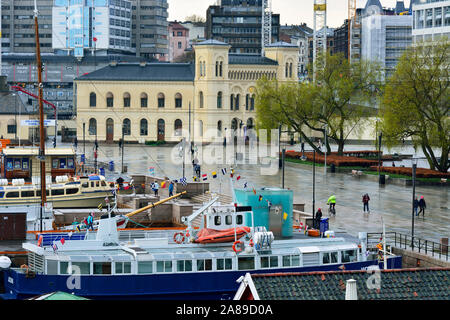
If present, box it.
[0,175,113,209]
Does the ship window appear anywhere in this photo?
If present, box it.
[21,191,35,197]
[51,189,65,196]
[177,260,193,272]
[214,216,221,226]
[36,190,50,197]
[156,260,172,273]
[225,215,232,225]
[138,261,153,274]
[82,182,89,188]
[115,262,131,274]
[91,182,95,188]
[238,257,255,270]
[282,255,300,267]
[93,262,111,275]
[197,259,212,271]
[96,181,100,187]
[260,256,278,268]
[0,192,4,198]
[101,181,107,187]
[60,261,69,274]
[73,262,91,275]
[6,192,20,198]
[236,215,243,225]
[342,250,357,263]
[217,258,232,270]
[330,252,338,264]
[47,260,58,275]
[66,188,79,195]
[322,253,330,264]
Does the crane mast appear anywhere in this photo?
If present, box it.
[313,0,327,82]
[261,0,272,56]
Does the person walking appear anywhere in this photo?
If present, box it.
[413,196,419,216]
[315,208,323,230]
[87,213,94,231]
[418,196,426,216]
[151,180,159,196]
[362,193,370,213]
[168,181,174,197]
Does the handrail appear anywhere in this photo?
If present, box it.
[367,232,448,262]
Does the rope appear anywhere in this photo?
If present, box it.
[125,217,150,229]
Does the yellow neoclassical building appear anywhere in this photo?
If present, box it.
[75,40,299,143]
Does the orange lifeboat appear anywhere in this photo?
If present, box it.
[194,227,251,244]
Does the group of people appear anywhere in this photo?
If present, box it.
[413,196,427,217]
[150,180,175,197]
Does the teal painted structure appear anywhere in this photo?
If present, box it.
[234,188,293,238]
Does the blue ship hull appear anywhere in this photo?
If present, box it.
[0,257,402,300]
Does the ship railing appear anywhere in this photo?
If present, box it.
[367,232,449,262]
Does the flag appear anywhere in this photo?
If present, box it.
[253,188,257,195]
[180,177,187,186]
[376,243,383,251]
[258,195,263,202]
[193,176,198,182]
[52,243,58,252]
[236,176,241,181]
[283,212,288,221]
[202,174,208,181]
[98,203,103,211]
[161,181,167,188]
[212,171,217,179]
[76,225,81,232]
[243,182,248,189]
[266,200,272,207]
[37,235,43,247]
[221,168,227,175]
[60,238,65,245]
[230,168,235,178]
[338,265,346,270]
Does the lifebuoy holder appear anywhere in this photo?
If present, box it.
[173,232,185,244]
[232,241,244,253]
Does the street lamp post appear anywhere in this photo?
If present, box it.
[411,158,417,251]
[324,124,327,175]
[301,149,316,222]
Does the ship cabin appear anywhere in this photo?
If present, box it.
[206,204,252,231]
[20,236,361,277]
[1,147,76,182]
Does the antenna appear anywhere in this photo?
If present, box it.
[313,0,327,82]
[261,0,272,56]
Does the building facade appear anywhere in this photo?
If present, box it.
[279,24,312,77]
[131,0,169,61]
[361,14,412,78]
[0,0,53,54]
[334,20,349,60]
[206,0,280,55]
[308,27,334,67]
[75,40,299,143]
[168,21,189,62]
[52,0,133,58]
[412,0,450,43]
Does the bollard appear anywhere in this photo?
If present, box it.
[379,174,386,185]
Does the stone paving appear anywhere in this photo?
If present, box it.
[74,142,449,243]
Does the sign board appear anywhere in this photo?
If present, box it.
[0,139,11,152]
[148,167,155,176]
[21,120,56,127]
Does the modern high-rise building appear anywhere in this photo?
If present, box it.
[411,0,450,43]
[131,0,169,61]
[0,0,54,54]
[52,0,133,58]
[206,0,280,55]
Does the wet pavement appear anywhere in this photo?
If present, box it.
[71,142,449,243]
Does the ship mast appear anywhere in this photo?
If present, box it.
[34,0,47,231]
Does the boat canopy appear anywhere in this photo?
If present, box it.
[88,175,106,181]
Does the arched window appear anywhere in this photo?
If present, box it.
[199,91,204,108]
[285,63,289,78]
[217,91,222,109]
[140,119,148,136]
[245,94,250,111]
[175,93,182,108]
[89,92,96,107]
[88,118,97,135]
[106,92,114,107]
[235,94,240,111]
[122,118,131,136]
[140,93,148,108]
[219,61,223,77]
[123,92,131,107]
[174,119,182,136]
[247,118,254,129]
[289,63,293,78]
[250,94,255,111]
[230,94,234,110]
[231,118,238,131]
[158,93,165,108]
[215,61,219,77]
[217,120,222,136]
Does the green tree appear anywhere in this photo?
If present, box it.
[256,52,381,155]
[380,39,449,172]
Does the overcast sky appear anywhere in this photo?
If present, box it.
[168,0,411,28]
